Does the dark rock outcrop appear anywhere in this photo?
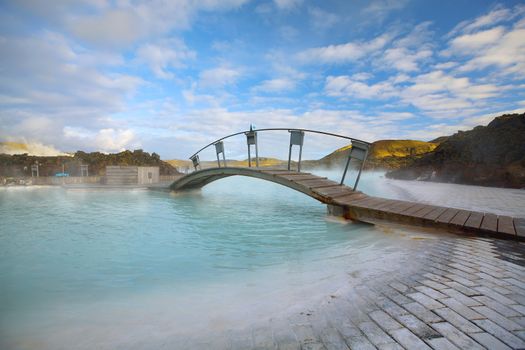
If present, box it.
[387,113,525,188]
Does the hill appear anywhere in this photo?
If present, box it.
[166,157,286,170]
[313,139,439,170]
[386,113,525,188]
[0,149,179,177]
[167,140,440,171]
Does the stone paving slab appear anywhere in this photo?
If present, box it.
[176,235,525,349]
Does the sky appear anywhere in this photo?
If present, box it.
[1,0,524,160]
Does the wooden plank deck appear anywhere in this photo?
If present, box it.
[172,167,523,241]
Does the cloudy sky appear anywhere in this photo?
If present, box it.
[1,0,524,160]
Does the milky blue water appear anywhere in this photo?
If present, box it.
[0,173,420,349]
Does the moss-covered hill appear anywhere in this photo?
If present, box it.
[166,157,285,169]
[0,149,179,177]
[314,139,439,170]
[387,113,525,188]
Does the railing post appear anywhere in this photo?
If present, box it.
[214,141,227,168]
[340,155,351,185]
[245,129,258,168]
[287,144,292,171]
[340,141,369,190]
[288,130,305,172]
[190,155,200,170]
[248,144,251,167]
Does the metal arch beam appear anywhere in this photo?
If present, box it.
[170,167,337,204]
[188,128,371,160]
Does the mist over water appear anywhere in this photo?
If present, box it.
[1,171,521,349]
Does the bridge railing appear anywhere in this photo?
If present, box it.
[188,128,371,190]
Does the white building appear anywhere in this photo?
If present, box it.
[105,166,159,185]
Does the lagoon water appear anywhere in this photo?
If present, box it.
[0,172,522,349]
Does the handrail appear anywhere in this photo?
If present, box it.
[188,128,370,160]
[187,127,371,190]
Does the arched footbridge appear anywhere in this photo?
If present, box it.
[170,128,525,241]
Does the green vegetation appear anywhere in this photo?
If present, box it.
[0,149,179,177]
[314,139,439,170]
[166,157,285,169]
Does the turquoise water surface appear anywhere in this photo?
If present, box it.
[0,174,415,349]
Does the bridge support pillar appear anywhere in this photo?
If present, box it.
[327,204,346,218]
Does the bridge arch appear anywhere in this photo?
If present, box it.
[170,167,364,205]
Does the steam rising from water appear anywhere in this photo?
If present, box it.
[0,140,68,156]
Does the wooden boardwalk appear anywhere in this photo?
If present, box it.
[171,168,525,240]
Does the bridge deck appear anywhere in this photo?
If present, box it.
[171,168,524,240]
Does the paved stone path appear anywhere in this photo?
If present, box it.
[181,235,525,349]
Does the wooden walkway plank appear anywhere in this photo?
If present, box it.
[423,207,448,221]
[294,179,339,188]
[261,170,308,175]
[313,186,354,197]
[498,216,516,236]
[377,200,410,214]
[464,211,484,230]
[365,198,398,210]
[412,205,440,219]
[449,210,471,227]
[331,192,367,205]
[279,174,324,181]
[401,203,429,216]
[373,199,402,211]
[436,208,460,224]
[480,213,498,233]
[329,190,362,198]
[389,201,420,215]
[350,197,384,209]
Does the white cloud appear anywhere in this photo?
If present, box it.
[68,9,144,48]
[274,0,303,10]
[0,31,143,152]
[458,28,525,76]
[400,71,501,117]
[403,107,525,140]
[361,0,409,23]
[406,71,499,100]
[0,32,141,112]
[381,47,432,72]
[376,22,434,72]
[297,33,393,64]
[446,26,505,54]
[449,5,513,36]
[166,107,417,159]
[325,70,503,119]
[58,0,249,48]
[442,5,525,77]
[135,39,195,79]
[308,7,339,30]
[253,78,296,93]
[325,75,396,99]
[433,62,458,70]
[351,72,373,81]
[63,127,139,153]
[199,66,241,88]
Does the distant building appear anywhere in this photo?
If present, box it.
[105,166,159,185]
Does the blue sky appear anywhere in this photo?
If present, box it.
[1,0,524,160]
